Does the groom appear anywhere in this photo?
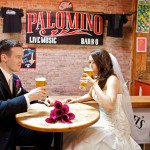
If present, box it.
[0,39,53,150]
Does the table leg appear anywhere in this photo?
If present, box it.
[53,132,63,150]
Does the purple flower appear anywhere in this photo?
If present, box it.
[15,79,20,89]
[67,112,75,120]
[62,104,69,114]
[15,79,20,94]
[50,109,55,118]
[54,100,63,109]
[61,114,72,123]
[61,113,75,123]
[45,117,57,123]
[54,109,64,118]
[45,100,75,124]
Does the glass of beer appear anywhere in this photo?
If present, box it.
[79,67,94,91]
[84,67,94,77]
[79,79,88,91]
[35,77,46,87]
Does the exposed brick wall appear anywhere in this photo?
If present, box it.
[0,0,132,96]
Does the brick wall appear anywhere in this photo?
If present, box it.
[0,0,132,96]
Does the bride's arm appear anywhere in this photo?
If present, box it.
[92,75,120,113]
[77,88,93,103]
[64,87,93,104]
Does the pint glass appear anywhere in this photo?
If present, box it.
[79,67,94,91]
[35,77,46,87]
[84,67,94,77]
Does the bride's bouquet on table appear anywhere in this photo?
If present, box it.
[45,100,75,124]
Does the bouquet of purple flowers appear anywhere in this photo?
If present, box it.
[45,100,75,124]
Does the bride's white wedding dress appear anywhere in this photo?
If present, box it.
[63,92,141,150]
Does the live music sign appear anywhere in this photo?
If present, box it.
[26,11,104,45]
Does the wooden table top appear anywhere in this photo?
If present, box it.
[131,96,150,108]
[16,103,99,132]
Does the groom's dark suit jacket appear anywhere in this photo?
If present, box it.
[0,69,28,150]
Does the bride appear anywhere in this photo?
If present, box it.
[63,49,141,150]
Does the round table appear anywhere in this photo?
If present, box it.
[16,103,99,150]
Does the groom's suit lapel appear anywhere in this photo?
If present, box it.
[0,69,13,98]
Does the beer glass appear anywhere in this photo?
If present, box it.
[35,77,46,87]
[79,67,94,91]
[84,67,94,77]
[79,79,88,91]
[35,77,47,100]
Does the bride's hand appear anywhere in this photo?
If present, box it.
[42,97,55,107]
[81,73,96,86]
[63,98,78,104]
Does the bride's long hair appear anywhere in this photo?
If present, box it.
[90,49,116,89]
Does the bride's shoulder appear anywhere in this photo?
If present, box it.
[106,75,121,88]
[106,75,122,93]
[107,75,119,82]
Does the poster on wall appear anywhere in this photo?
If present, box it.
[136,0,150,33]
[136,37,147,52]
[21,47,36,69]
[26,11,104,45]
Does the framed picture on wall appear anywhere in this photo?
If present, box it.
[136,37,147,52]
[136,0,150,33]
[21,47,36,69]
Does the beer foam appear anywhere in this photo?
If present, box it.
[84,67,93,71]
[35,77,46,81]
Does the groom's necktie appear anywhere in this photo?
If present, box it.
[8,76,13,94]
